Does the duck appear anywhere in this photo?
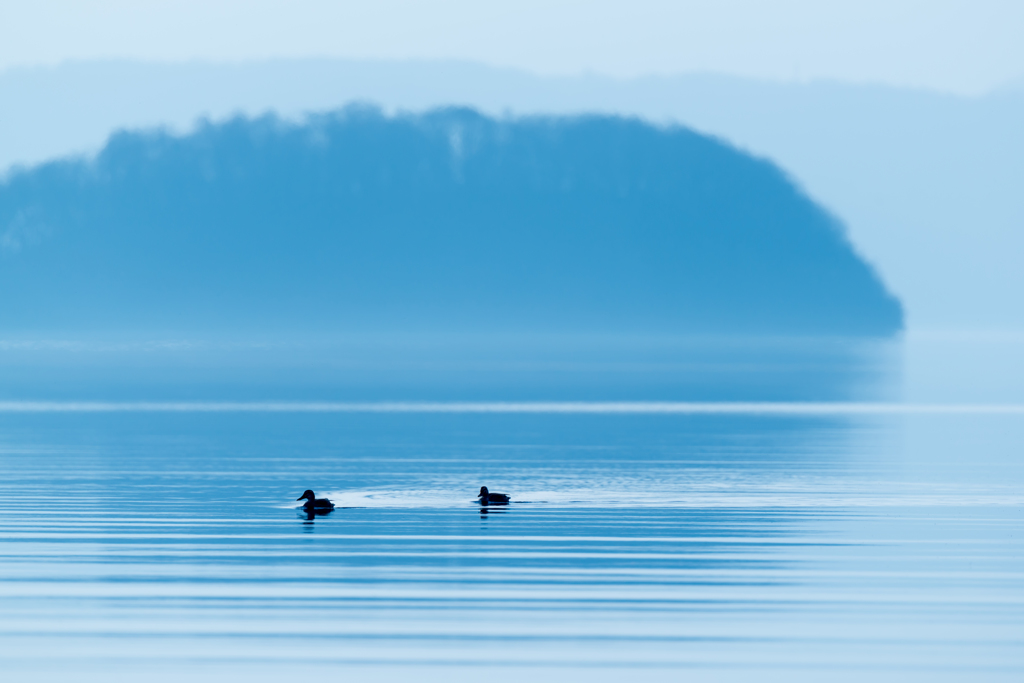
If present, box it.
[478,486,511,504]
[296,489,335,510]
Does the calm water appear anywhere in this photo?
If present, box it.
[0,336,1022,681]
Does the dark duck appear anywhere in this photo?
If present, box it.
[478,486,511,505]
[297,489,335,511]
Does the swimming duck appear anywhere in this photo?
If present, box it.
[478,486,511,504]
[296,489,335,510]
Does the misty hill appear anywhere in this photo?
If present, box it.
[0,107,902,335]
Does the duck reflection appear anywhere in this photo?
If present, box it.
[298,507,334,522]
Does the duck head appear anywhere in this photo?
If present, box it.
[297,489,316,502]
[478,486,489,498]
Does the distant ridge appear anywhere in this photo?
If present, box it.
[0,106,902,335]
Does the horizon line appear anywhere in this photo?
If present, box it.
[0,401,1022,415]
[0,58,1014,99]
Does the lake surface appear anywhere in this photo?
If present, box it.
[0,335,1021,681]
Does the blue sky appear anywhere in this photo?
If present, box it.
[2,0,1022,94]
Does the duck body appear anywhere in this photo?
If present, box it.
[297,489,335,510]
[478,486,511,505]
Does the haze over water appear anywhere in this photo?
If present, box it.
[0,336,1021,682]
